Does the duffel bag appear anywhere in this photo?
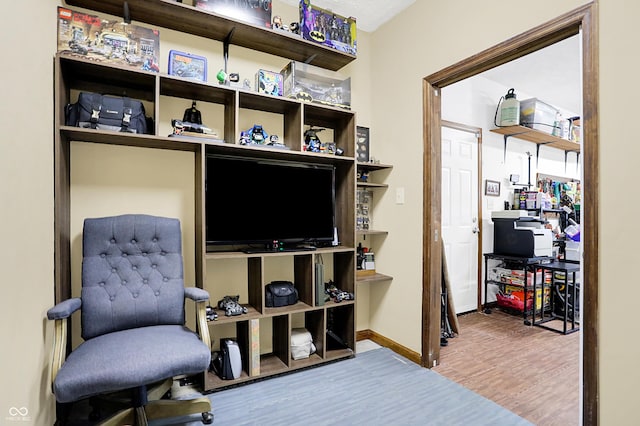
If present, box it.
[265,281,298,307]
[65,92,149,134]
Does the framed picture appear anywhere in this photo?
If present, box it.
[485,179,501,196]
[356,126,370,163]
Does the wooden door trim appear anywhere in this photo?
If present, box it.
[422,3,598,424]
[441,120,484,312]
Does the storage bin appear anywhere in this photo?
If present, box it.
[520,98,560,135]
[565,240,581,261]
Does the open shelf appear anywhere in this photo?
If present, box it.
[357,182,388,189]
[491,125,581,152]
[65,0,356,71]
[357,230,388,236]
[356,272,393,284]
[356,162,394,171]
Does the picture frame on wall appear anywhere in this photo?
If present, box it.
[356,126,370,163]
[485,179,501,196]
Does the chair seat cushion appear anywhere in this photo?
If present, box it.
[54,325,211,403]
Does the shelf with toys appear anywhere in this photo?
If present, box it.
[64,0,356,71]
[54,52,357,392]
[356,160,393,284]
[55,0,361,392]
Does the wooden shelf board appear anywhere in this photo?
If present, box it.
[357,182,388,188]
[160,76,236,105]
[206,305,261,325]
[205,353,340,392]
[357,230,389,236]
[65,0,356,71]
[325,348,355,361]
[61,126,202,152]
[259,354,289,375]
[357,272,393,284]
[290,353,324,369]
[357,162,394,171]
[205,245,354,260]
[491,125,580,152]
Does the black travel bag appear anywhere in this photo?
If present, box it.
[65,92,150,134]
[265,281,299,307]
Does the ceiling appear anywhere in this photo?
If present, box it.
[278,1,581,114]
[278,0,416,32]
[480,35,581,115]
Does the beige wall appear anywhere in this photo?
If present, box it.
[3,0,636,423]
[367,0,591,353]
[597,2,640,423]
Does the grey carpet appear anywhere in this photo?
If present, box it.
[158,347,532,426]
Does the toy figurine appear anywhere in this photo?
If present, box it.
[183,100,202,125]
[304,126,324,152]
[273,15,283,29]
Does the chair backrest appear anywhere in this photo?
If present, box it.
[81,214,186,340]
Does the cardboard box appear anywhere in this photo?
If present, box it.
[195,0,272,28]
[280,61,351,109]
[255,69,283,96]
[57,7,160,72]
[300,0,356,55]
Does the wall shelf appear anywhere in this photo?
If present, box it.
[356,272,393,284]
[357,182,388,189]
[490,125,580,152]
[65,0,356,71]
[357,162,394,171]
[490,125,580,169]
[356,162,392,285]
[357,230,388,237]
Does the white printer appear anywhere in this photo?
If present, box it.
[491,210,553,258]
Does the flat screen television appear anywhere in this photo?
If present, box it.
[206,154,336,251]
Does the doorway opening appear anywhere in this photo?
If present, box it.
[421,3,598,423]
[440,121,483,315]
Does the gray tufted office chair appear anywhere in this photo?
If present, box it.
[47,214,213,425]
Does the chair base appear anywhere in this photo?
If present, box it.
[100,397,213,425]
[57,379,213,425]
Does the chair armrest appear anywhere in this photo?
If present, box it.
[184,287,209,302]
[184,287,212,350]
[47,298,82,320]
[47,298,81,387]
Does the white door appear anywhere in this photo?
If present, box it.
[441,126,479,314]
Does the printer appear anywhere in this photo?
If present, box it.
[491,210,553,258]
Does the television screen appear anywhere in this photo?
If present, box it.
[206,154,336,250]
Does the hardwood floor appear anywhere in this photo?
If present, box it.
[433,310,580,426]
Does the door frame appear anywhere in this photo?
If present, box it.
[441,120,484,312]
[421,3,598,424]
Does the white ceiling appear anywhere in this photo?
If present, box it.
[280,1,581,113]
[480,35,582,115]
[278,0,415,32]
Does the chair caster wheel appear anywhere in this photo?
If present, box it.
[202,412,214,424]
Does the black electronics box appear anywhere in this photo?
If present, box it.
[195,0,272,28]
